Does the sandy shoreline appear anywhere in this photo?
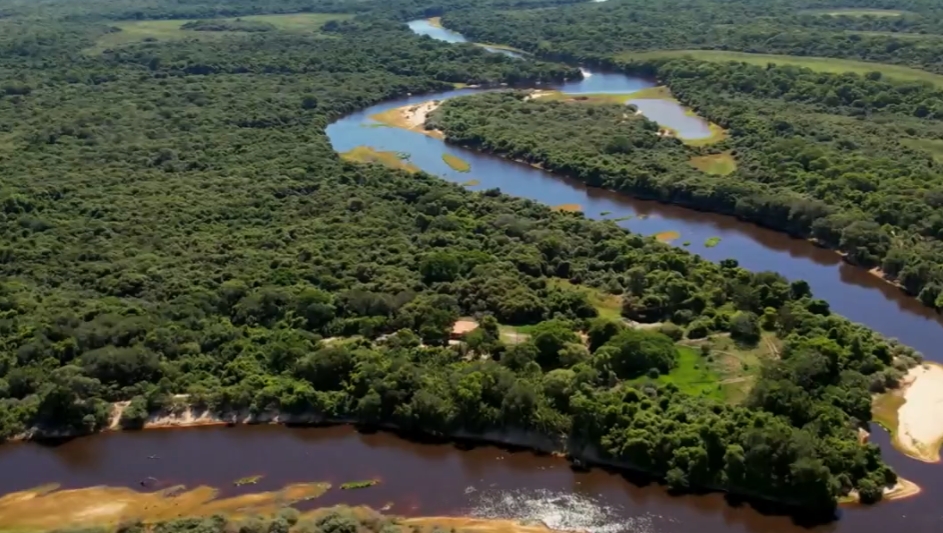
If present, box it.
[885,363,943,462]
[16,401,921,506]
[369,100,445,139]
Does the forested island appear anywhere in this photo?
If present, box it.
[0,0,937,519]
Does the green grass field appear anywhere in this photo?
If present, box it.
[547,278,622,320]
[676,333,781,403]
[901,138,943,162]
[689,151,737,175]
[86,13,352,54]
[616,49,943,87]
[634,346,725,401]
[800,8,909,17]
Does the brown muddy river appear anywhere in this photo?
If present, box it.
[1,425,941,533]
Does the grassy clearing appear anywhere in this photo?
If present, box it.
[654,230,680,242]
[800,8,909,17]
[442,153,471,172]
[242,13,353,31]
[901,138,943,162]
[679,333,780,403]
[86,13,351,53]
[340,146,420,173]
[633,346,725,401]
[626,85,675,100]
[536,91,634,104]
[704,236,722,248]
[689,151,737,175]
[498,325,531,344]
[672,120,727,146]
[617,50,943,87]
[538,87,672,105]
[552,203,583,212]
[548,278,622,320]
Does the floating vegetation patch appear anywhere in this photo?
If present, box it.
[340,146,420,173]
[600,210,611,216]
[654,230,680,242]
[705,236,721,247]
[461,179,481,187]
[234,475,263,486]
[611,215,633,222]
[551,203,582,212]
[340,479,380,490]
[442,153,471,172]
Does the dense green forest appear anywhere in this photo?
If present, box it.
[441,0,943,72]
[433,1,943,307]
[428,65,943,306]
[0,0,930,512]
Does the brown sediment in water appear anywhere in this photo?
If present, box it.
[838,477,921,505]
[0,482,331,531]
[0,482,568,533]
[884,477,921,501]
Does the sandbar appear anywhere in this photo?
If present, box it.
[880,363,943,463]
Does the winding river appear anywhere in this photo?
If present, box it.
[327,20,943,361]
[4,19,943,533]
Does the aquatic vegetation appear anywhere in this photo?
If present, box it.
[551,203,582,212]
[341,146,421,173]
[654,230,680,242]
[340,479,380,490]
[705,236,722,247]
[442,153,472,172]
[461,179,481,186]
[234,475,263,486]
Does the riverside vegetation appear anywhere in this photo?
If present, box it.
[435,0,943,311]
[0,0,927,514]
